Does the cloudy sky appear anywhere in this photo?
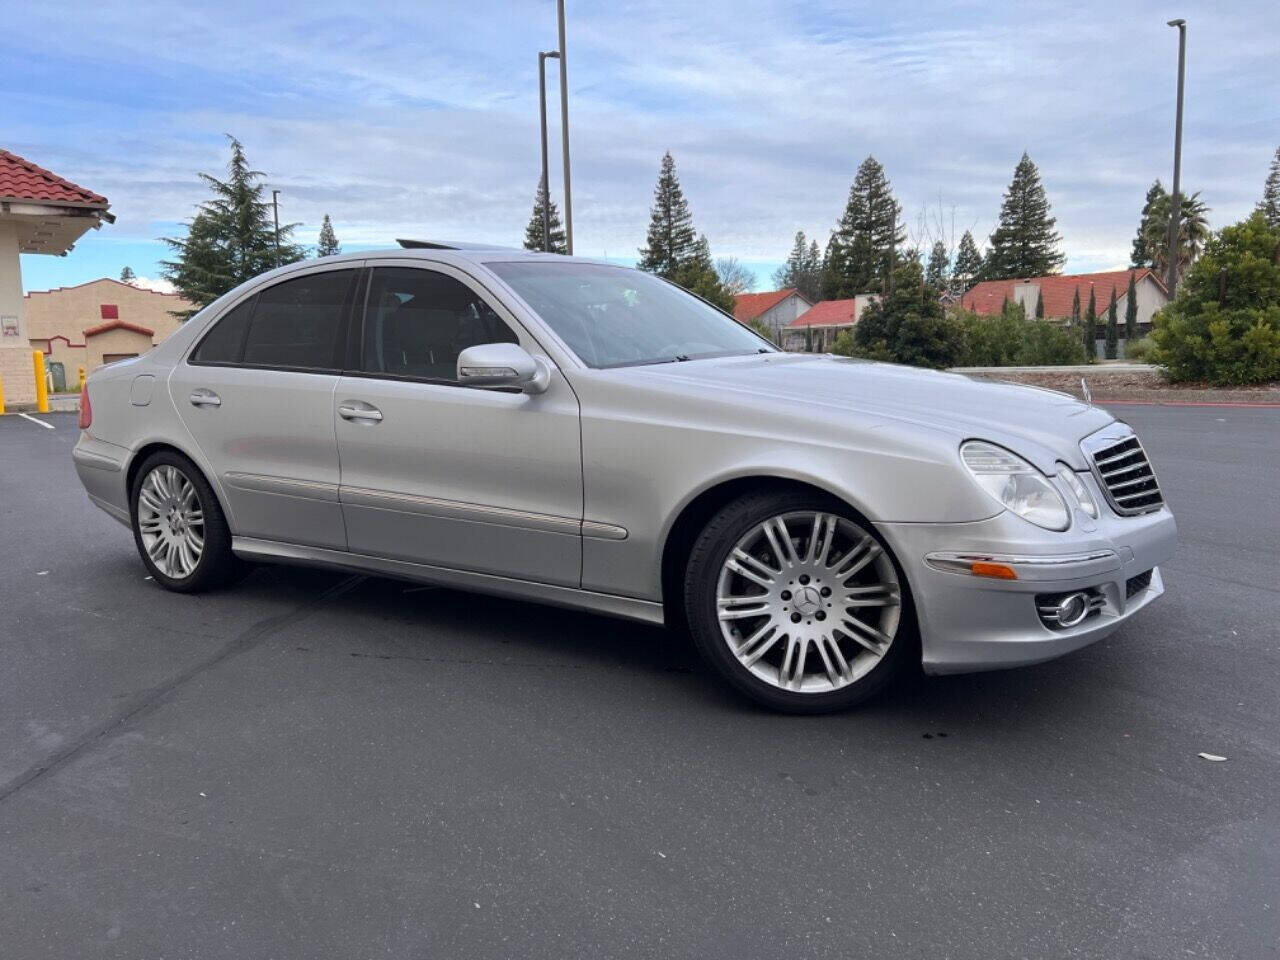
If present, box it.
[7,0,1278,293]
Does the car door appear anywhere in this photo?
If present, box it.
[334,260,583,586]
[170,265,359,550]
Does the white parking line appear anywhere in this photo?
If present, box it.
[18,413,55,430]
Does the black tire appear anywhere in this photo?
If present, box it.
[129,450,236,593]
[683,489,914,714]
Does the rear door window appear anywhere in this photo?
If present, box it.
[191,298,255,365]
[242,270,356,371]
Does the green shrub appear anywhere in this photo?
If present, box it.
[951,306,1086,367]
[1018,320,1088,366]
[854,261,963,369]
[747,316,776,344]
[1151,213,1280,385]
[830,330,856,356]
[1124,336,1155,362]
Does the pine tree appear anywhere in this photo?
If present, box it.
[1124,270,1139,341]
[1131,180,1168,267]
[1257,146,1280,229]
[822,156,905,298]
[804,240,823,298]
[1071,286,1081,328]
[161,212,228,316]
[317,214,341,257]
[1035,287,1046,319]
[638,152,698,278]
[1105,287,1119,359]
[161,136,304,309]
[674,234,735,313]
[1084,286,1098,359]
[119,266,136,284]
[522,179,567,253]
[925,241,949,289]
[820,233,847,299]
[984,152,1065,280]
[773,231,810,293]
[952,230,983,292]
[771,233,824,301]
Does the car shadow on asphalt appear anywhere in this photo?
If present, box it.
[238,563,1118,733]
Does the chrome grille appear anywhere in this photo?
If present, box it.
[1086,433,1164,515]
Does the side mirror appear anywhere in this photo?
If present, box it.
[456,342,550,394]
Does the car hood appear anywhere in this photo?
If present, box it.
[628,353,1115,470]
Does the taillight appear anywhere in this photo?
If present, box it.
[78,383,92,430]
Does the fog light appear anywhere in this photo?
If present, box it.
[1054,592,1090,627]
[1036,589,1104,629]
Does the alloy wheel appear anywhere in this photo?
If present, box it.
[715,511,902,693]
[136,464,205,580]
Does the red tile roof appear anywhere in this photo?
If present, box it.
[787,298,858,329]
[733,288,799,322]
[82,319,154,339]
[0,148,108,206]
[961,269,1162,318]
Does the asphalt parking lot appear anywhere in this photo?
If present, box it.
[1,405,1277,959]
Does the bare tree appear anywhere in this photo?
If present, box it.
[908,194,986,299]
[715,256,756,297]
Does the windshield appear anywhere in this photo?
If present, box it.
[487,261,776,368]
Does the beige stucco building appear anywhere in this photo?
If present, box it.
[25,278,191,388]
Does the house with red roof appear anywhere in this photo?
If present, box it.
[781,294,879,351]
[0,147,113,404]
[961,269,1168,333]
[733,288,814,339]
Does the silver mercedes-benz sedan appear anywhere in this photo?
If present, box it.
[73,243,1176,712]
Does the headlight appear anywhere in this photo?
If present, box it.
[960,441,1070,531]
[1056,462,1098,519]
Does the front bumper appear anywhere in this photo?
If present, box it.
[877,502,1177,675]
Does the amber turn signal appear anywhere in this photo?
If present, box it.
[969,561,1018,580]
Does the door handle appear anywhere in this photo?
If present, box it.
[338,401,383,423]
[189,389,221,408]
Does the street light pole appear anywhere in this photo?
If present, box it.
[1166,18,1187,296]
[271,189,281,267]
[556,0,573,255]
[538,51,560,253]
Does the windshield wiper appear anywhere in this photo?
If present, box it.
[673,354,692,362]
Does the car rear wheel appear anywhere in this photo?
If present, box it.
[130,451,234,593]
[684,490,912,713]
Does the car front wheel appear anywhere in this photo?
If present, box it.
[130,451,234,592]
[684,490,912,713]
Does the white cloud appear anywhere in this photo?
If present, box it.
[130,276,176,294]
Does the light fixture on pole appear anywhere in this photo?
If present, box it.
[538,50,561,253]
[271,189,282,267]
[1166,18,1187,296]
[556,0,573,254]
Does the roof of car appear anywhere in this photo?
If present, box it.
[291,247,617,270]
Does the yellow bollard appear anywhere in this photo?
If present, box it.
[33,350,49,414]
[0,373,6,416]
[78,365,86,392]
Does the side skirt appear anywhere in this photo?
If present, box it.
[230,536,666,627]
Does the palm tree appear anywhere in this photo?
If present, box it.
[1142,190,1210,287]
